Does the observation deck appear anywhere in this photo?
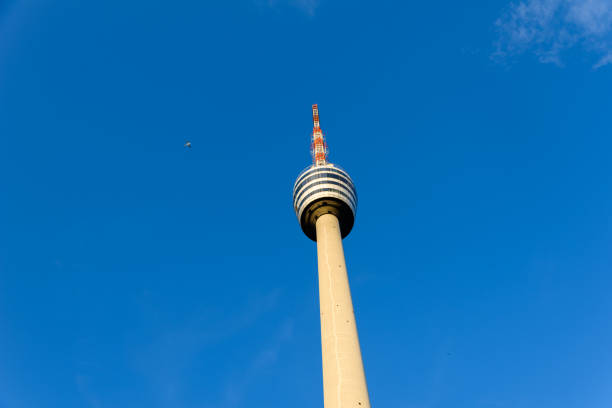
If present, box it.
[292,163,357,241]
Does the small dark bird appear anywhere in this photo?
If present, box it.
[184,141,192,148]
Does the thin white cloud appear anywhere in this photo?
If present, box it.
[221,319,294,407]
[593,50,612,66]
[292,0,320,15]
[494,0,612,68]
[127,288,284,407]
[256,0,321,16]
[75,374,102,408]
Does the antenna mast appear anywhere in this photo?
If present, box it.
[311,104,328,166]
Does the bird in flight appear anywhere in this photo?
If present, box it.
[184,141,192,148]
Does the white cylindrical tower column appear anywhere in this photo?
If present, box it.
[293,105,370,408]
[316,213,370,408]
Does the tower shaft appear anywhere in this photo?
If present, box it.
[316,213,370,408]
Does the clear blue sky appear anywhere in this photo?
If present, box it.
[1,0,611,407]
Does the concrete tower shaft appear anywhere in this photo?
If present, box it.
[316,213,370,408]
[293,105,370,408]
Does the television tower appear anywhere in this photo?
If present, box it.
[293,105,370,408]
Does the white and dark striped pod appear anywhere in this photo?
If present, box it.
[293,163,357,241]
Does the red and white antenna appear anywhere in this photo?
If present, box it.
[311,104,328,166]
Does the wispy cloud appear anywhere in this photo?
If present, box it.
[494,0,612,68]
[221,319,294,407]
[127,288,284,407]
[256,0,321,16]
[75,374,102,408]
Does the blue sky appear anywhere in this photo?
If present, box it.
[1,0,611,407]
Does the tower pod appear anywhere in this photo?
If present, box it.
[293,164,357,241]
